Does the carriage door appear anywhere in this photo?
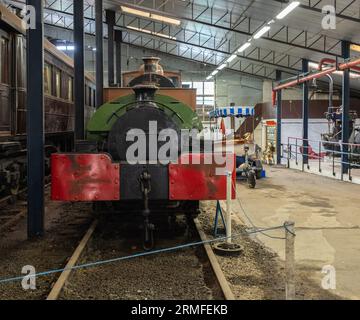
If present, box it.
[0,31,11,134]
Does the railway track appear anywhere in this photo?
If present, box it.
[46,213,235,300]
[0,189,27,208]
[0,184,51,234]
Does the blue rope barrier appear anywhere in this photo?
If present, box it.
[0,223,291,285]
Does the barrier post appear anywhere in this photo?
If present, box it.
[213,171,242,255]
[226,171,232,244]
[288,144,291,169]
[285,221,296,300]
[332,144,336,176]
[319,141,322,173]
[349,144,353,181]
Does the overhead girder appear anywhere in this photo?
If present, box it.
[28,1,304,78]
[122,31,279,79]
[8,0,360,58]
[122,0,357,57]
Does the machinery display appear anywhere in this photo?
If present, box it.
[236,146,263,188]
[0,5,96,197]
[321,106,360,163]
[51,58,236,249]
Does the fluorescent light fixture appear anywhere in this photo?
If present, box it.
[308,62,319,69]
[350,44,360,52]
[206,75,213,80]
[226,54,237,63]
[276,1,300,20]
[120,6,150,18]
[217,63,226,70]
[56,45,74,51]
[121,5,181,26]
[253,26,271,39]
[211,70,219,76]
[237,42,251,53]
[154,32,176,40]
[151,13,181,26]
[127,26,176,40]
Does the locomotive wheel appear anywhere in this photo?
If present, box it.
[167,215,176,237]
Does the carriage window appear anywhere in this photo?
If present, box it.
[68,77,73,101]
[0,37,9,84]
[88,86,92,106]
[84,85,88,105]
[44,64,52,94]
[54,69,61,98]
[17,36,26,88]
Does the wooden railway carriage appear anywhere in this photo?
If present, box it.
[0,5,96,196]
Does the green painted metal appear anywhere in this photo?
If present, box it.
[87,93,202,141]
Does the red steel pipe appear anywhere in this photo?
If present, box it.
[273,57,360,93]
[318,58,360,72]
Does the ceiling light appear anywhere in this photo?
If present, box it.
[56,45,74,51]
[206,75,212,80]
[237,42,251,53]
[308,62,319,69]
[253,26,271,39]
[120,6,150,18]
[350,44,360,52]
[217,64,226,70]
[154,32,176,40]
[121,5,181,26]
[226,54,237,63]
[276,1,300,20]
[150,13,181,26]
[211,70,219,76]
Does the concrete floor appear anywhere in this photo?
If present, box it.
[287,158,360,185]
[230,165,360,299]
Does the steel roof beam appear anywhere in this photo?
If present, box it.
[124,0,354,57]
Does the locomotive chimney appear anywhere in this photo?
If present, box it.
[133,84,158,101]
[140,57,164,75]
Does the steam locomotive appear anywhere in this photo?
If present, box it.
[51,58,235,249]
